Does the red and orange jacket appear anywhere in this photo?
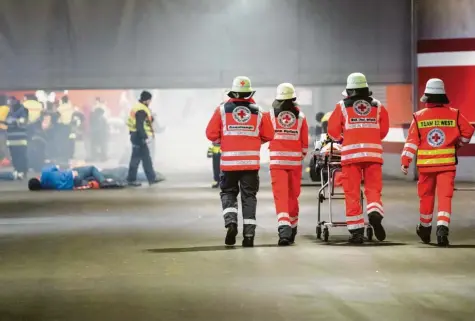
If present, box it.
[327,96,389,165]
[206,98,274,171]
[268,105,308,169]
[401,104,474,173]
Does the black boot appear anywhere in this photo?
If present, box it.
[278,237,291,246]
[225,223,238,246]
[277,225,292,246]
[348,228,365,244]
[242,237,254,248]
[290,227,298,244]
[416,224,431,244]
[127,181,142,187]
[436,225,449,247]
[368,212,386,241]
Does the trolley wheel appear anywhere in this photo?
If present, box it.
[316,225,322,239]
[366,227,373,241]
[323,228,329,242]
[319,194,325,203]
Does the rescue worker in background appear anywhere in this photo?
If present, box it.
[320,111,332,137]
[89,100,109,161]
[206,76,275,247]
[57,96,76,161]
[43,102,60,162]
[207,142,221,188]
[269,83,309,246]
[23,94,43,136]
[126,91,159,186]
[401,78,474,247]
[24,94,46,172]
[6,97,29,179]
[315,112,325,138]
[328,72,389,244]
[0,95,10,166]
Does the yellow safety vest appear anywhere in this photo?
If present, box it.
[127,103,153,137]
[211,145,221,154]
[0,105,9,130]
[321,111,332,122]
[57,103,75,125]
[23,100,43,123]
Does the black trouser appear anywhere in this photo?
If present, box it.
[127,142,157,183]
[212,152,221,182]
[220,170,259,238]
[9,145,28,174]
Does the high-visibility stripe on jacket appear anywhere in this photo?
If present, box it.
[127,103,153,137]
[327,97,389,165]
[205,98,275,171]
[401,104,474,173]
[268,105,309,169]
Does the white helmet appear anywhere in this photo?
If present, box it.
[35,90,46,102]
[420,78,446,102]
[275,83,296,100]
[342,72,369,96]
[229,76,254,93]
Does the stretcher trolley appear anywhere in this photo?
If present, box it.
[314,141,374,242]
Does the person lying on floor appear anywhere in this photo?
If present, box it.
[27,164,116,191]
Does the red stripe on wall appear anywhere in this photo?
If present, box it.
[383,142,475,156]
[418,38,475,54]
[418,66,475,121]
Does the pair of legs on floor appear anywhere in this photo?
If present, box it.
[417,170,454,246]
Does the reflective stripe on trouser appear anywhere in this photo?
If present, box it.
[6,139,27,146]
[367,202,384,216]
[220,170,259,237]
[342,162,383,230]
[270,168,301,238]
[417,171,455,227]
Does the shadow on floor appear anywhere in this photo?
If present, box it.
[426,243,475,249]
[301,234,407,247]
[146,244,279,254]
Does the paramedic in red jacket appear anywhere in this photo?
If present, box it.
[206,76,275,247]
[268,83,309,246]
[401,78,474,247]
[328,72,389,244]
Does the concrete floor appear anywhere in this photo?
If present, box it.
[1,175,475,321]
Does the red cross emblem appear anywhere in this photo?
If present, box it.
[431,133,441,142]
[282,114,292,123]
[237,109,247,119]
[240,80,246,87]
[357,104,367,113]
